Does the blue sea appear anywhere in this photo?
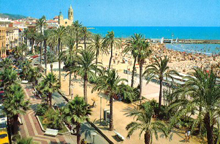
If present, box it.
[88,26,220,55]
[88,26,220,40]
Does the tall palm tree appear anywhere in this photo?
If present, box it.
[50,26,66,86]
[23,28,29,46]
[60,27,76,96]
[103,31,120,69]
[73,21,82,52]
[169,68,220,144]
[123,34,142,87]
[38,73,60,107]
[43,29,53,74]
[92,69,127,130]
[28,66,42,86]
[89,34,107,75]
[3,83,30,134]
[62,96,91,144]
[125,102,168,144]
[73,50,97,103]
[27,28,36,54]
[137,39,151,99]
[81,26,91,50]
[144,56,179,111]
[36,15,47,65]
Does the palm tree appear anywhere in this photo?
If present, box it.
[39,73,60,107]
[125,102,168,144]
[81,26,91,50]
[27,28,36,54]
[144,56,179,111]
[36,15,47,65]
[0,68,17,87]
[23,28,29,46]
[28,66,42,86]
[50,26,66,86]
[3,83,30,134]
[17,137,33,144]
[60,27,76,96]
[62,96,91,144]
[123,34,142,87]
[0,58,13,69]
[137,39,151,99]
[73,21,82,52]
[169,68,220,144]
[43,29,53,74]
[92,69,127,130]
[89,34,107,75]
[73,50,97,103]
[103,31,120,69]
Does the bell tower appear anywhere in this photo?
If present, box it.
[68,5,74,22]
[58,11,63,24]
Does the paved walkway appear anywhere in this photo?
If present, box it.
[19,84,76,144]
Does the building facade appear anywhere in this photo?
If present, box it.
[0,27,6,57]
[58,5,74,27]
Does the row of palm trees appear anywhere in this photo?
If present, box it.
[0,59,30,135]
[19,17,220,143]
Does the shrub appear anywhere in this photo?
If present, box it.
[118,84,139,103]
[36,103,48,116]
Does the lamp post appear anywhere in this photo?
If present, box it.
[91,132,97,144]
[100,96,102,123]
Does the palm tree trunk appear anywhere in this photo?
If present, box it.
[84,36,86,50]
[58,38,61,87]
[109,94,114,131]
[84,73,88,103]
[40,41,43,65]
[44,39,47,74]
[76,123,81,144]
[144,132,151,144]
[159,78,163,110]
[131,57,137,88]
[95,50,98,76]
[69,72,71,95]
[139,62,143,99]
[204,112,214,144]
[49,93,52,107]
[108,43,113,69]
[76,31,79,52]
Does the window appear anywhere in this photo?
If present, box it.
[65,22,67,24]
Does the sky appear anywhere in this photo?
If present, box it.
[0,0,220,26]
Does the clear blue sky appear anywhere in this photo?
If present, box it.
[0,0,220,26]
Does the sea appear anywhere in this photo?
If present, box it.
[88,26,220,55]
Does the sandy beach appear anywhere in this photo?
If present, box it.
[45,42,215,144]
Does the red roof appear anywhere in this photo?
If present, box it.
[54,16,58,19]
[14,21,22,24]
[47,20,57,23]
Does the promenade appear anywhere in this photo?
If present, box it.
[19,84,75,144]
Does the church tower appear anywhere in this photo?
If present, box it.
[58,11,64,24]
[68,5,74,22]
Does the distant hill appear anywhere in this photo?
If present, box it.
[0,13,28,20]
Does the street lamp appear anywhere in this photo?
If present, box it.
[91,132,97,144]
[100,96,102,123]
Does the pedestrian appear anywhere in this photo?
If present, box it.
[187,130,191,141]
[185,130,188,142]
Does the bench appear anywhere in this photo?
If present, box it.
[114,131,125,141]
[21,80,28,84]
[44,128,58,137]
